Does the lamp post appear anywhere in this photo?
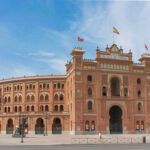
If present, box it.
[18,113,28,143]
[44,111,50,136]
[18,112,24,143]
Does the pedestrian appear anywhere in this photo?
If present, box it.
[99,132,102,139]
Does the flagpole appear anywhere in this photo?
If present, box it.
[113,32,115,44]
[112,27,120,44]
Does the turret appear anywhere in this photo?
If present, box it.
[139,53,150,67]
[71,47,85,68]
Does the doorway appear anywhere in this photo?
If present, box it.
[109,106,122,134]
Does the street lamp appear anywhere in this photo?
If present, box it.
[18,112,24,143]
[43,111,50,136]
[18,113,28,143]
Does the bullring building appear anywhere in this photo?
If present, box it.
[0,43,150,135]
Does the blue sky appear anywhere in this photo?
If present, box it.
[0,0,150,79]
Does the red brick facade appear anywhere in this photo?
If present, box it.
[0,44,150,134]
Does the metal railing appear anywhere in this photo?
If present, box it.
[71,136,144,144]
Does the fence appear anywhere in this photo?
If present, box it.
[71,136,145,144]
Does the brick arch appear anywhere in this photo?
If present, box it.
[107,103,126,119]
[31,95,35,101]
[39,92,49,101]
[39,94,44,101]
[59,93,64,101]
[106,103,127,133]
[109,75,122,83]
[109,105,123,133]
[45,94,49,101]
[6,118,14,134]
[14,93,22,102]
[26,95,30,101]
[14,95,18,102]
[18,95,22,102]
[54,93,59,101]
[52,117,62,134]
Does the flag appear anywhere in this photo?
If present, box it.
[113,27,120,34]
[145,44,148,51]
[77,36,84,42]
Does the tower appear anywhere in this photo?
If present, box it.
[66,47,85,134]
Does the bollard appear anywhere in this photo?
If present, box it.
[143,136,146,143]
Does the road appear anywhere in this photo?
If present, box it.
[0,144,149,150]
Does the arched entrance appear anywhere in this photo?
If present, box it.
[6,119,14,134]
[52,118,62,134]
[109,106,122,134]
[35,118,44,134]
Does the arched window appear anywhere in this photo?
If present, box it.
[124,88,128,97]
[4,97,7,103]
[87,75,92,82]
[60,94,64,101]
[54,94,58,101]
[43,83,46,89]
[54,105,58,111]
[88,88,92,96]
[87,101,93,110]
[14,106,17,112]
[4,107,7,113]
[137,78,141,84]
[57,83,60,89]
[26,106,30,112]
[27,95,30,102]
[31,95,34,102]
[40,95,44,101]
[19,95,22,102]
[45,94,49,101]
[31,105,34,112]
[14,96,17,102]
[102,86,107,96]
[17,85,19,90]
[19,106,22,112]
[45,105,49,111]
[85,121,90,131]
[138,103,142,112]
[8,107,10,112]
[136,121,140,130]
[60,105,64,111]
[91,121,95,131]
[111,77,120,96]
[29,84,32,89]
[141,121,144,130]
[39,84,42,89]
[137,90,141,98]
[40,105,44,112]
[8,96,11,102]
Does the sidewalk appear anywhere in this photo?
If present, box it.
[0,134,149,145]
[0,134,102,145]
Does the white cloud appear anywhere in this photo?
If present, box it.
[0,65,36,79]
[11,66,36,77]
[33,57,66,74]
[28,51,55,57]
[41,28,74,49]
[67,1,150,62]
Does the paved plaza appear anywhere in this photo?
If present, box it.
[0,134,149,145]
[0,144,150,150]
[0,134,149,150]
